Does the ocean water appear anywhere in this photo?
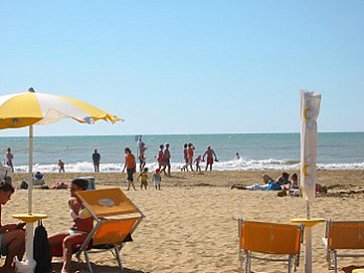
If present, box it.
[0,132,363,173]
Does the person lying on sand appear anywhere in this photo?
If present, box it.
[231,174,281,191]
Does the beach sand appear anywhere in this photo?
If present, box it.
[3,170,364,273]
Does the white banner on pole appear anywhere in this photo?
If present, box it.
[300,90,321,202]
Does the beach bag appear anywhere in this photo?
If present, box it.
[20,181,28,189]
[33,221,52,273]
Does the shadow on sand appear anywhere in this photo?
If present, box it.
[52,261,146,273]
[342,265,364,273]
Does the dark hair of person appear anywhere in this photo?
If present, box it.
[71,179,89,190]
[0,181,15,193]
[291,173,298,180]
[282,172,290,180]
[124,147,131,154]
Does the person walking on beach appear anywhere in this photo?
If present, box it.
[194,154,202,173]
[58,159,65,173]
[160,143,171,177]
[181,143,188,171]
[138,167,149,190]
[180,143,194,171]
[152,168,161,190]
[157,144,164,170]
[0,181,26,273]
[203,146,218,171]
[92,149,101,172]
[138,142,147,172]
[122,148,136,191]
[6,147,14,173]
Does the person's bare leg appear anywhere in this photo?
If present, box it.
[230,184,247,190]
[61,234,86,273]
[1,230,25,271]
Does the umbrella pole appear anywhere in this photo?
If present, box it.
[28,125,33,215]
[305,200,312,273]
[20,125,37,272]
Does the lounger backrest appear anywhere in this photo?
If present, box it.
[93,217,140,245]
[240,220,302,255]
[76,188,139,217]
[328,221,364,250]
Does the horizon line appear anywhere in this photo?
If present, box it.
[0,130,363,138]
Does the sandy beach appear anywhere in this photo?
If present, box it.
[3,170,364,273]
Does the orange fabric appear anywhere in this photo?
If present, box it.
[93,218,139,245]
[76,188,139,217]
[328,221,364,250]
[125,154,136,169]
[240,221,301,255]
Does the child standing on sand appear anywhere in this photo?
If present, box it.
[138,167,149,190]
[194,155,202,173]
[152,168,161,190]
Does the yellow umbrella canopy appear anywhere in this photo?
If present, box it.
[0,88,122,129]
[0,88,123,214]
[0,88,123,272]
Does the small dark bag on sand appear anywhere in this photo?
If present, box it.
[33,220,52,273]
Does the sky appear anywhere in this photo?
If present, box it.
[1,1,363,136]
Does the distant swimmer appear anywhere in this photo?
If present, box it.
[235,152,240,160]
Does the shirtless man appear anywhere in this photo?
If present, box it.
[203,146,218,171]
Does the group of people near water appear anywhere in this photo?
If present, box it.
[122,141,219,191]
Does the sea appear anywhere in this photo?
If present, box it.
[0,132,363,173]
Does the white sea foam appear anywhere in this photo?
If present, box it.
[13,158,364,173]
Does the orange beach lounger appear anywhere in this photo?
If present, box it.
[75,187,144,273]
[238,218,304,273]
[322,219,364,273]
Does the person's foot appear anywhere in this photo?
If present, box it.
[231,185,236,189]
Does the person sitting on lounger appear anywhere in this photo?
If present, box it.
[48,179,93,273]
[231,174,281,191]
[32,171,45,186]
[0,181,26,273]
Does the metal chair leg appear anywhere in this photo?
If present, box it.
[114,246,123,271]
[334,252,338,273]
[84,251,93,273]
[288,256,292,273]
[245,251,250,273]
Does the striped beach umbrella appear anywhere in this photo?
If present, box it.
[0,88,122,272]
[0,88,121,129]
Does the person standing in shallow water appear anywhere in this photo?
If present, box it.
[58,159,65,173]
[92,149,101,172]
[122,148,136,191]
